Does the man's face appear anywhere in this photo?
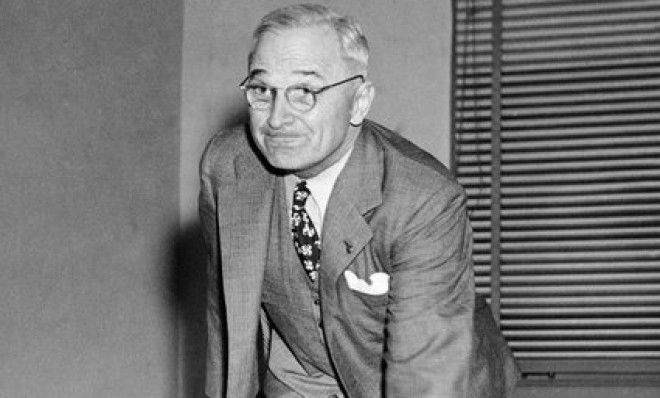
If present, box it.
[247,25,359,177]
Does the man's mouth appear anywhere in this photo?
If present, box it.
[263,132,305,148]
[262,128,302,137]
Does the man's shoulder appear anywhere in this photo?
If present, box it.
[362,120,464,198]
[202,124,251,163]
[199,124,262,184]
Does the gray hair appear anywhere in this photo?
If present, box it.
[248,3,369,74]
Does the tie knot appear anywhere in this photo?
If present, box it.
[293,181,311,206]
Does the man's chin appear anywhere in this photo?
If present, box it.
[264,156,307,174]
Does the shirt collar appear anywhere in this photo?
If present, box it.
[287,145,354,216]
[307,147,353,213]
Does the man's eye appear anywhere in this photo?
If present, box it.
[250,85,270,95]
[289,87,314,97]
[295,86,313,94]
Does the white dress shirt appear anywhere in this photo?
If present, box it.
[286,147,353,237]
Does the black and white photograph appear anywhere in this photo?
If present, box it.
[2,1,659,397]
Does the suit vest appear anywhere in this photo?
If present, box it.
[261,182,336,377]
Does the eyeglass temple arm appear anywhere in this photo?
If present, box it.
[313,75,365,94]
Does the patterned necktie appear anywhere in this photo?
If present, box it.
[291,181,321,281]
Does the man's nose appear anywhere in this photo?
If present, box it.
[267,92,294,129]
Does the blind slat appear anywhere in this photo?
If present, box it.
[514,352,660,359]
[505,328,660,337]
[501,171,660,185]
[503,95,660,112]
[502,261,660,273]
[502,9,660,29]
[500,159,660,175]
[509,340,660,349]
[501,251,660,263]
[499,147,660,162]
[502,272,660,285]
[501,317,660,327]
[501,181,660,196]
[502,295,660,306]
[501,284,660,295]
[503,55,660,73]
[501,78,660,95]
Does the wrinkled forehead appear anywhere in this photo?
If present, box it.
[248,25,349,76]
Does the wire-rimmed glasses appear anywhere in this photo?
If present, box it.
[239,74,364,113]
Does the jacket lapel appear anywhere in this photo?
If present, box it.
[320,127,383,284]
[217,150,277,394]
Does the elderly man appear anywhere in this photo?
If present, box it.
[199,4,517,397]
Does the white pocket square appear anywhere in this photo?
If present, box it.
[343,270,390,295]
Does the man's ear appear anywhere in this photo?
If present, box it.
[350,80,375,126]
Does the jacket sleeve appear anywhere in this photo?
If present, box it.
[199,140,226,398]
[384,184,475,397]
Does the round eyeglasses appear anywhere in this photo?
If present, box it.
[239,75,364,113]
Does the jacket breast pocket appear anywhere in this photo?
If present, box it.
[349,288,389,308]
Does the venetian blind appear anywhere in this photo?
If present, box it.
[453,0,660,377]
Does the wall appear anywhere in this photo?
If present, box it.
[0,1,182,397]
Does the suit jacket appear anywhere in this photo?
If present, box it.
[199,120,518,398]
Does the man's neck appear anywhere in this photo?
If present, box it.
[294,125,360,179]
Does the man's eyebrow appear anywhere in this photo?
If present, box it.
[294,70,322,79]
[245,69,324,82]
[247,69,266,79]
